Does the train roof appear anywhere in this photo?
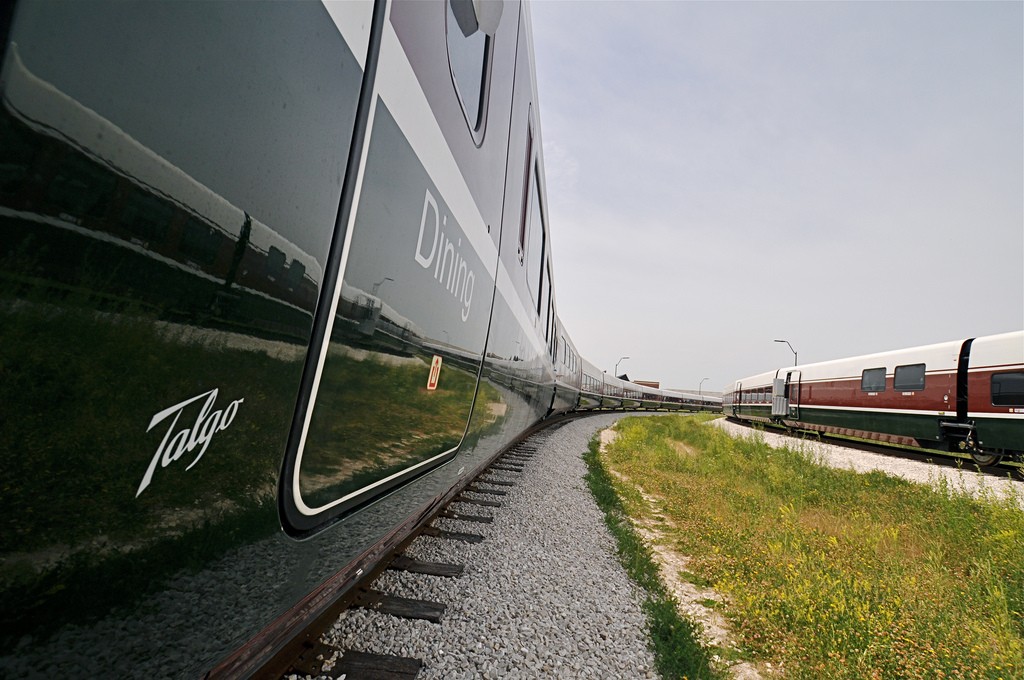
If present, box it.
[729,331,1023,387]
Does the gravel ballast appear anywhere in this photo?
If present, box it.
[316,413,658,680]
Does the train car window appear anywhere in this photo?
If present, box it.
[542,272,550,335]
[544,263,553,341]
[445,0,492,138]
[526,165,545,314]
[518,126,533,262]
[991,372,1024,406]
[893,364,925,391]
[861,368,887,392]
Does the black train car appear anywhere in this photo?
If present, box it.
[0,0,577,675]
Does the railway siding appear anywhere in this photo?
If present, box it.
[712,418,1024,510]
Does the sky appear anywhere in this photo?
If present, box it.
[529,0,1023,394]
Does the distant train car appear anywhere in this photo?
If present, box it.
[724,331,1024,465]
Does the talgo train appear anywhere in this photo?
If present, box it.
[723,332,1024,466]
[0,1,715,677]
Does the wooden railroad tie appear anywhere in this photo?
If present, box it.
[453,494,502,508]
[334,650,423,680]
[351,588,445,623]
[440,509,494,523]
[466,484,507,496]
[489,464,522,473]
[388,554,464,578]
[421,525,486,543]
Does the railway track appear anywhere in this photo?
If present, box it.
[269,414,657,680]
[723,417,1023,480]
[265,413,1018,679]
[267,428,562,679]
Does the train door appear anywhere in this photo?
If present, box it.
[279,0,514,534]
[786,370,801,419]
[771,371,800,419]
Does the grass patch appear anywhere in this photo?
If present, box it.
[601,414,1024,679]
[584,432,721,679]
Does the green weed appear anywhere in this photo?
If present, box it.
[584,433,721,679]
[599,415,1024,680]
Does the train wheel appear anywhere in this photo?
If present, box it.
[970,450,1002,466]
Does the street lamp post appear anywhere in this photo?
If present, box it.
[615,356,629,376]
[774,339,797,366]
[699,377,709,397]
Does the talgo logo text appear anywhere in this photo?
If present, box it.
[137,389,244,497]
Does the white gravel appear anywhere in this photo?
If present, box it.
[711,417,1024,509]
[318,413,659,679]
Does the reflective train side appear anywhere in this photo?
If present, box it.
[723,332,1024,466]
[0,1,712,676]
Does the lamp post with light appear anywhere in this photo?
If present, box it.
[699,377,709,397]
[774,339,797,366]
[615,356,629,377]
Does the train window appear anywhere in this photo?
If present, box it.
[542,265,551,335]
[526,165,545,314]
[550,313,557,357]
[445,0,492,137]
[991,372,1024,406]
[893,363,925,391]
[518,126,533,261]
[544,263,553,340]
[861,368,886,392]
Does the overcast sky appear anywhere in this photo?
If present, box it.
[529,0,1023,393]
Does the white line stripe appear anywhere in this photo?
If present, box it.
[292,2,389,517]
[800,404,1024,419]
[323,0,375,69]
[374,19,497,279]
